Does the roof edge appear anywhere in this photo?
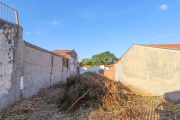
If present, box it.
[136,44,180,51]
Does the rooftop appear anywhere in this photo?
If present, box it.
[52,50,75,58]
[139,44,180,49]
[115,58,121,64]
[52,50,72,54]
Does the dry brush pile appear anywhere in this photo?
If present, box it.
[56,72,153,119]
[1,72,179,120]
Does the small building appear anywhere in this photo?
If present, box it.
[115,44,180,102]
[103,64,115,80]
[105,64,115,70]
[52,49,78,76]
[79,65,105,74]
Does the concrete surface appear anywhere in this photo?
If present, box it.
[62,66,70,81]
[68,50,78,76]
[115,45,180,102]
[164,91,180,102]
[0,19,23,110]
[23,45,52,99]
[52,54,63,84]
[0,20,78,110]
[69,57,77,76]
[0,21,16,99]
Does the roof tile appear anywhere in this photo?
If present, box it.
[140,44,180,49]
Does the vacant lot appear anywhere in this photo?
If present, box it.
[0,73,180,120]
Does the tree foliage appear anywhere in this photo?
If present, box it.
[80,51,118,66]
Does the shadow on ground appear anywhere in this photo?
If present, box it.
[154,91,180,120]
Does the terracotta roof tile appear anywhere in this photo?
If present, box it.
[52,50,72,54]
[52,50,72,58]
[106,64,114,67]
[115,58,121,64]
[140,44,180,49]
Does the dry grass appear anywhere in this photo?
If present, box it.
[0,73,180,120]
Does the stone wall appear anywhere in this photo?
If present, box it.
[115,45,180,102]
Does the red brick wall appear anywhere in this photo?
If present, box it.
[104,70,115,80]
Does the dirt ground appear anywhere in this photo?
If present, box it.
[0,73,180,120]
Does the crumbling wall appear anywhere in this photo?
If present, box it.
[0,21,16,98]
[69,50,78,75]
[69,57,76,75]
[0,19,23,110]
[0,20,76,110]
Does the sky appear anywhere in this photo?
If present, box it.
[2,0,180,61]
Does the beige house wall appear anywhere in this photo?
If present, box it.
[115,45,180,102]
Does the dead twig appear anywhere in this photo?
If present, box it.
[65,88,92,114]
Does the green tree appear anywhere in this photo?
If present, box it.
[80,58,92,66]
[80,51,118,66]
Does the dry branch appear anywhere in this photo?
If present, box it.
[65,88,92,114]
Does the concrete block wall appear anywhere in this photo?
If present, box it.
[70,50,78,75]
[0,19,23,110]
[115,45,180,102]
[23,45,52,98]
[0,21,16,99]
[0,19,74,110]
[69,56,77,76]
[62,66,70,81]
[22,42,72,99]
[52,55,63,85]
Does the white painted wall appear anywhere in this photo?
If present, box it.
[80,65,104,74]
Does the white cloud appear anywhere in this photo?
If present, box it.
[49,20,60,25]
[36,30,47,34]
[159,4,168,10]
[24,32,31,35]
[36,31,43,34]
[39,20,60,26]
